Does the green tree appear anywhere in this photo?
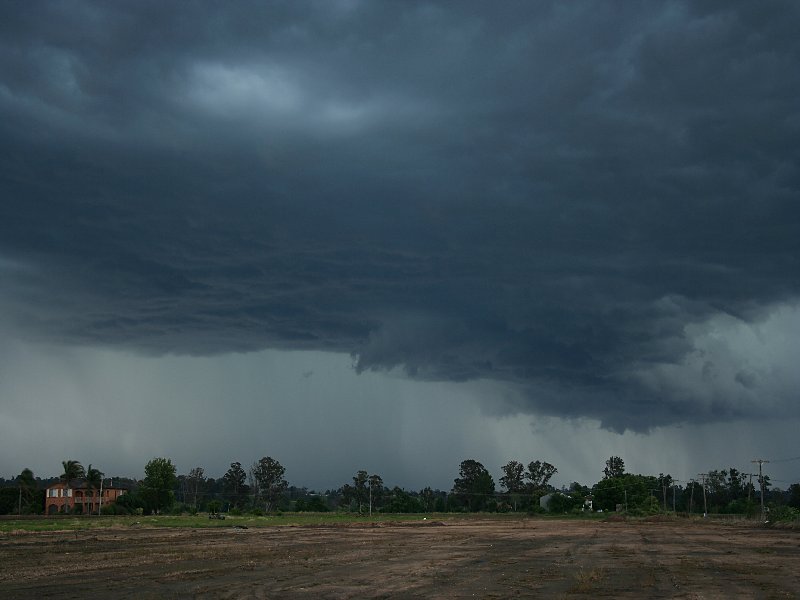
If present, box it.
[61,460,85,514]
[383,487,423,513]
[727,468,744,501]
[500,460,525,493]
[682,480,704,514]
[657,473,673,512]
[547,491,579,513]
[16,468,37,514]
[419,487,435,512]
[0,488,21,514]
[223,462,248,508]
[141,457,177,514]
[593,473,657,512]
[350,470,369,513]
[500,460,528,511]
[570,481,590,495]
[85,464,104,515]
[526,461,557,490]
[208,500,222,515]
[114,490,144,515]
[603,456,625,479]
[251,456,288,512]
[188,467,206,510]
[339,483,355,510]
[706,469,728,511]
[296,495,330,512]
[788,483,800,509]
[368,474,384,513]
[452,459,495,512]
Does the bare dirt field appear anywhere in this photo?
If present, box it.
[1,517,798,598]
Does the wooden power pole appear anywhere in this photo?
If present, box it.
[698,474,708,517]
[751,459,770,521]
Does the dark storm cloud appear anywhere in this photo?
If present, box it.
[1,1,799,430]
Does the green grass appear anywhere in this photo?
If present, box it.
[0,509,611,533]
[0,512,456,533]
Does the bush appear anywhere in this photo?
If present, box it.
[768,506,799,522]
[115,490,145,514]
[725,499,757,517]
[295,496,330,512]
[229,508,242,516]
[547,492,579,513]
[633,496,660,516]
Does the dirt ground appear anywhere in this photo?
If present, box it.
[1,517,798,598]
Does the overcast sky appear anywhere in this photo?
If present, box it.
[1,1,799,490]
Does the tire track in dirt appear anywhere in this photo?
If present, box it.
[618,519,800,599]
[2,519,799,598]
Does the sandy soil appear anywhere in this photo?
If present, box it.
[1,517,798,598]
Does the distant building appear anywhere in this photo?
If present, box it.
[45,480,127,515]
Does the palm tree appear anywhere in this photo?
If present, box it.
[60,460,85,514]
[85,464,104,515]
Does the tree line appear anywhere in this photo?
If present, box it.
[2,455,799,519]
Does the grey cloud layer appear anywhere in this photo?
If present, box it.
[1,1,799,430]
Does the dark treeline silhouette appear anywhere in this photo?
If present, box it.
[2,455,798,518]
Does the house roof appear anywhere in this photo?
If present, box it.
[46,479,130,490]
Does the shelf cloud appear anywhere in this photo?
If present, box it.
[1,1,799,437]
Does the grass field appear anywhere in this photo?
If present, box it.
[0,511,524,533]
[0,510,613,533]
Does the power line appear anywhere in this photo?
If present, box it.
[770,455,800,463]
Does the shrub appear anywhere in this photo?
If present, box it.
[634,496,660,516]
[295,496,330,512]
[769,506,799,522]
[547,492,579,514]
[725,499,757,517]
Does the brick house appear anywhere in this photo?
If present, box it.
[45,480,127,515]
